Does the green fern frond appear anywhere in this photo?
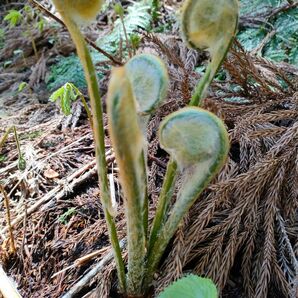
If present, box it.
[97,1,152,53]
[239,0,298,64]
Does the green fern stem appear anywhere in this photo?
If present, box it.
[56,12,126,293]
[0,127,12,150]
[189,63,212,106]
[190,36,236,106]
[148,159,177,254]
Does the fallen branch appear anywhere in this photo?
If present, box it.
[51,246,109,279]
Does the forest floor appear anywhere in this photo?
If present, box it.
[0,1,297,298]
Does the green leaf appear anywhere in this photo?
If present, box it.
[238,1,298,64]
[4,10,22,27]
[49,82,83,116]
[158,275,218,298]
[36,19,45,33]
[18,82,28,92]
[97,1,152,54]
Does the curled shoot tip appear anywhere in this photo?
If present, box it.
[159,107,229,171]
[181,0,239,105]
[125,53,169,115]
[146,107,229,281]
[52,0,104,25]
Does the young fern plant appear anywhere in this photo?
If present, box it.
[145,107,229,287]
[51,0,237,297]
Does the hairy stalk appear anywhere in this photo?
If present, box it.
[148,159,177,254]
[189,63,212,106]
[190,36,236,106]
[13,127,22,160]
[107,67,147,296]
[53,7,126,292]
[141,153,149,240]
[145,167,216,286]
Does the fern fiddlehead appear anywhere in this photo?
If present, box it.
[182,0,239,106]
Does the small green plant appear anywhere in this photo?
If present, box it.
[3,5,46,59]
[58,208,77,224]
[51,0,237,296]
[18,82,28,92]
[50,82,93,129]
[158,274,217,298]
[4,10,22,27]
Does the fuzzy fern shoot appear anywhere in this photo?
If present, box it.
[182,0,239,105]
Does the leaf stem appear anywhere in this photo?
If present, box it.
[145,156,225,286]
[59,13,126,293]
[12,126,22,160]
[148,159,177,254]
[189,63,212,106]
